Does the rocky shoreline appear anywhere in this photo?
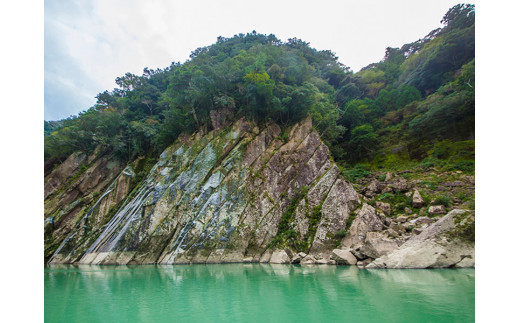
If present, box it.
[44,117,474,269]
[267,209,474,268]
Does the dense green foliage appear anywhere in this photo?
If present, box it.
[45,4,475,173]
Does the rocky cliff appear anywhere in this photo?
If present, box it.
[44,116,474,268]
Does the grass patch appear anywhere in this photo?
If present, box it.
[431,195,451,207]
[341,164,371,182]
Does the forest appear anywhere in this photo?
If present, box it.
[44,4,475,179]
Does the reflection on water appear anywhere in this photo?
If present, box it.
[45,264,474,323]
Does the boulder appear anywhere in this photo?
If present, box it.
[386,228,400,238]
[351,249,366,260]
[375,201,391,216]
[412,190,424,208]
[291,255,302,264]
[411,216,436,226]
[359,232,400,259]
[331,249,357,265]
[301,255,317,265]
[269,250,291,264]
[391,179,408,192]
[342,204,384,249]
[403,222,414,232]
[412,228,423,235]
[382,187,393,194]
[454,254,475,268]
[367,209,475,269]
[260,251,272,263]
[428,205,446,215]
[316,258,330,265]
[367,180,382,193]
[389,223,405,235]
[396,215,408,223]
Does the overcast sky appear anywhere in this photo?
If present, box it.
[44,0,473,121]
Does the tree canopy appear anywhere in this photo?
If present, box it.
[45,4,475,170]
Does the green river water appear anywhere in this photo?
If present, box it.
[44,264,474,322]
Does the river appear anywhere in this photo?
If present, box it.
[45,264,474,322]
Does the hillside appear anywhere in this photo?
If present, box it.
[44,4,475,268]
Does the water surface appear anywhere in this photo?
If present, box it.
[45,264,474,322]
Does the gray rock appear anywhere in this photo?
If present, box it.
[386,228,400,238]
[375,201,391,216]
[270,250,291,264]
[396,215,408,223]
[382,187,393,194]
[359,232,400,259]
[391,180,408,192]
[331,249,357,265]
[301,255,317,265]
[428,205,447,215]
[412,190,424,208]
[412,228,423,235]
[342,204,384,250]
[403,222,414,232]
[367,209,475,269]
[316,258,330,265]
[367,180,382,194]
[411,216,435,226]
[454,254,475,268]
[291,255,302,264]
[389,223,405,235]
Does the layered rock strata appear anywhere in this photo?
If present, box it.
[44,116,475,268]
[45,117,360,265]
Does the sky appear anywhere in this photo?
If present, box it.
[44,0,472,120]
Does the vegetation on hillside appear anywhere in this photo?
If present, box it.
[44,4,475,176]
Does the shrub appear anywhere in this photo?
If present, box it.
[342,163,371,181]
[334,229,347,239]
[432,195,451,207]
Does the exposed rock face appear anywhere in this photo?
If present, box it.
[44,151,87,199]
[44,148,128,263]
[44,117,474,268]
[367,209,475,269]
[45,117,360,265]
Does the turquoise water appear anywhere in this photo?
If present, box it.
[45,264,474,322]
